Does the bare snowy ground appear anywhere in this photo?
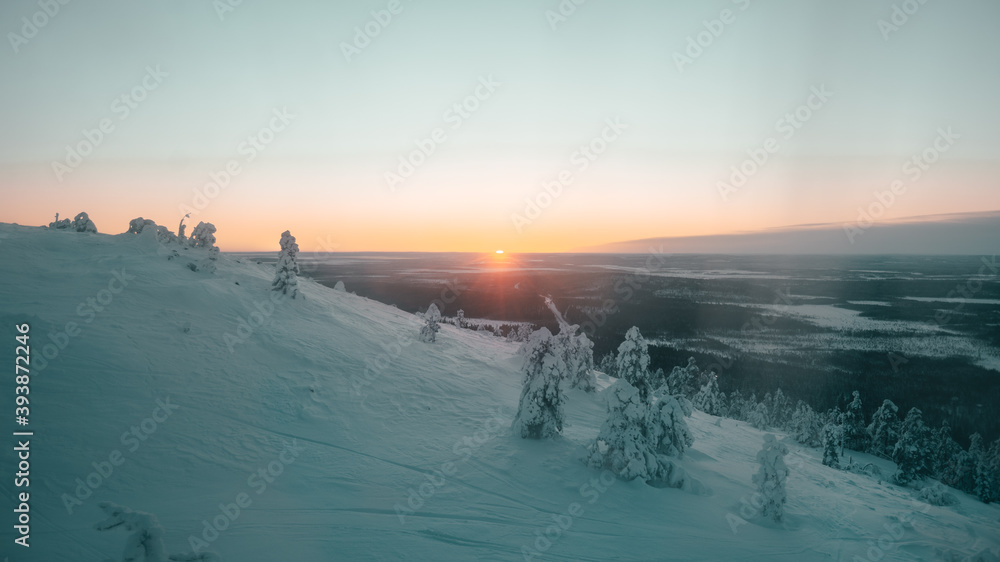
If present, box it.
[0,223,998,561]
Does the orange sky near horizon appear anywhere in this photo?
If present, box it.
[3,159,998,253]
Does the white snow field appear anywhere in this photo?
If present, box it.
[1,222,998,561]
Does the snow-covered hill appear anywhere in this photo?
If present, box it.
[0,223,997,561]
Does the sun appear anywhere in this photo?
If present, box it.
[495,250,504,254]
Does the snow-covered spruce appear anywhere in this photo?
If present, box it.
[555,324,596,392]
[821,422,842,469]
[94,501,217,561]
[932,421,963,487]
[747,401,770,430]
[893,407,932,486]
[272,230,301,299]
[866,399,900,459]
[666,357,701,400]
[752,434,790,523]
[790,402,823,448]
[768,389,792,430]
[975,438,1000,503]
[419,303,441,343]
[842,390,868,452]
[615,326,652,400]
[587,327,694,485]
[651,395,694,458]
[512,327,566,439]
[693,374,723,416]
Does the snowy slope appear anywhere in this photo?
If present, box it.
[0,223,998,561]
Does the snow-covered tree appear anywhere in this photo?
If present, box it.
[189,221,217,249]
[866,399,900,459]
[127,217,157,234]
[954,433,985,493]
[727,389,746,421]
[419,303,441,343]
[666,357,699,400]
[271,230,301,299]
[516,324,533,341]
[790,402,823,447]
[693,375,723,416]
[893,407,933,486]
[597,353,617,378]
[556,326,596,392]
[455,309,466,328]
[587,356,694,485]
[931,421,962,486]
[752,434,790,523]
[72,211,98,233]
[769,389,792,430]
[822,423,842,469]
[615,327,652,400]
[512,328,566,439]
[975,438,1000,503]
[650,396,694,458]
[587,379,653,480]
[177,214,190,243]
[748,401,770,430]
[842,391,867,452]
[94,501,217,561]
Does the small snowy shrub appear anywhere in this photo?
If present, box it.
[333,280,346,292]
[94,501,217,561]
[48,213,71,229]
[512,328,567,439]
[753,434,790,523]
[419,303,441,343]
[49,212,97,232]
[917,483,958,506]
[271,230,301,298]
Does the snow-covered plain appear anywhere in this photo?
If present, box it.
[1,223,998,561]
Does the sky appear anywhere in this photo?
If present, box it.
[1,0,998,252]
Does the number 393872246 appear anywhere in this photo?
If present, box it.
[15,323,30,426]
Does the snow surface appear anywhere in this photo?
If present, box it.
[1,223,998,561]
